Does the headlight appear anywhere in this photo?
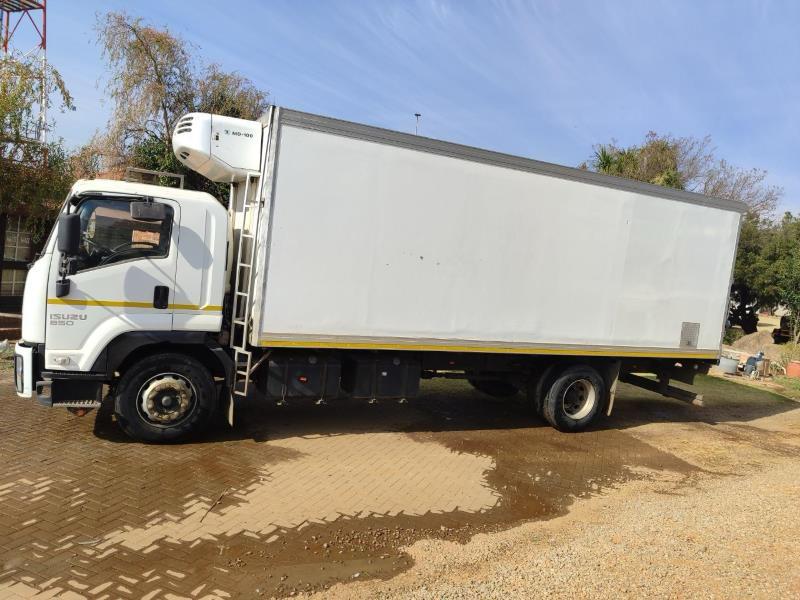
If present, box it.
[14,355,24,393]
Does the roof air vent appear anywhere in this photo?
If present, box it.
[175,115,194,135]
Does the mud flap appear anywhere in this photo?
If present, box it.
[605,361,621,416]
[217,383,235,427]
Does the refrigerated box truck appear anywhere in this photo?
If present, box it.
[14,107,745,441]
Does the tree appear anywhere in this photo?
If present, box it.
[582,132,781,217]
[587,134,683,190]
[95,12,194,160]
[95,11,269,200]
[777,251,800,343]
[764,214,800,342]
[1,52,79,238]
[1,52,72,145]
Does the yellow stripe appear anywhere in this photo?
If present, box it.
[258,338,719,359]
[47,298,222,312]
[171,303,223,311]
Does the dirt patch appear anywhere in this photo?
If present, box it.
[731,330,783,363]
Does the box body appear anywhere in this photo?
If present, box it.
[249,109,744,359]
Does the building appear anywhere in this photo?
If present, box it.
[0,213,37,311]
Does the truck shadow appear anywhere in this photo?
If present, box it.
[92,376,799,445]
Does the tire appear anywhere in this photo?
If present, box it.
[468,378,519,398]
[114,353,217,442]
[541,365,605,432]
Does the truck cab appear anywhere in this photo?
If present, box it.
[14,179,230,438]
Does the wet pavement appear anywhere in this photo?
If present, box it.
[0,374,795,599]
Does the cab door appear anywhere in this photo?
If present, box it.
[44,195,180,372]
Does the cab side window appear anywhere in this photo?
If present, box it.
[73,198,173,272]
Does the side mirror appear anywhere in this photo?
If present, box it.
[57,213,81,256]
[131,201,166,221]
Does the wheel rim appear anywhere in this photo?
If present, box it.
[136,373,197,428]
[561,378,596,420]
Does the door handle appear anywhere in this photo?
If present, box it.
[153,285,169,309]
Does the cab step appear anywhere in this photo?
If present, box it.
[36,379,104,409]
[53,399,103,409]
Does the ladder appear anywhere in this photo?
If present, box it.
[226,106,276,425]
[229,172,261,405]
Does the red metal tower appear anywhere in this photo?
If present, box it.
[1,0,47,143]
[1,0,46,55]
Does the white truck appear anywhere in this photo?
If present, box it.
[14,107,745,441]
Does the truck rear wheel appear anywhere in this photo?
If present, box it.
[468,378,519,398]
[541,365,605,432]
[114,353,217,442]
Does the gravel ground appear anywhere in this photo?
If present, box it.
[313,398,800,599]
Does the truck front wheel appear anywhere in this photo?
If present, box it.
[114,353,217,442]
[541,365,605,432]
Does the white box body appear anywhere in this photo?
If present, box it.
[249,109,743,358]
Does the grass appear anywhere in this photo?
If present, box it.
[772,376,800,401]
[694,373,796,406]
[621,372,798,416]
[702,369,800,404]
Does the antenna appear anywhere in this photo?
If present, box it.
[414,113,421,136]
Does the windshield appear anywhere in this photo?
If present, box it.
[73,197,174,271]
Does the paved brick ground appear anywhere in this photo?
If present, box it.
[0,372,793,599]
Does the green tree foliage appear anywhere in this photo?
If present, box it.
[582,132,781,216]
[777,253,800,343]
[721,213,800,339]
[0,53,94,239]
[588,134,683,190]
[764,214,800,342]
[1,54,71,215]
[735,214,779,304]
[95,12,269,201]
[0,53,72,143]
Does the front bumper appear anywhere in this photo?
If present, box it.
[14,343,104,407]
[14,343,34,398]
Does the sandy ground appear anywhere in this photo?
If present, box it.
[315,373,800,599]
[1,370,799,599]
[318,416,800,599]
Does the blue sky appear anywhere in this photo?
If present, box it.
[14,0,800,210]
